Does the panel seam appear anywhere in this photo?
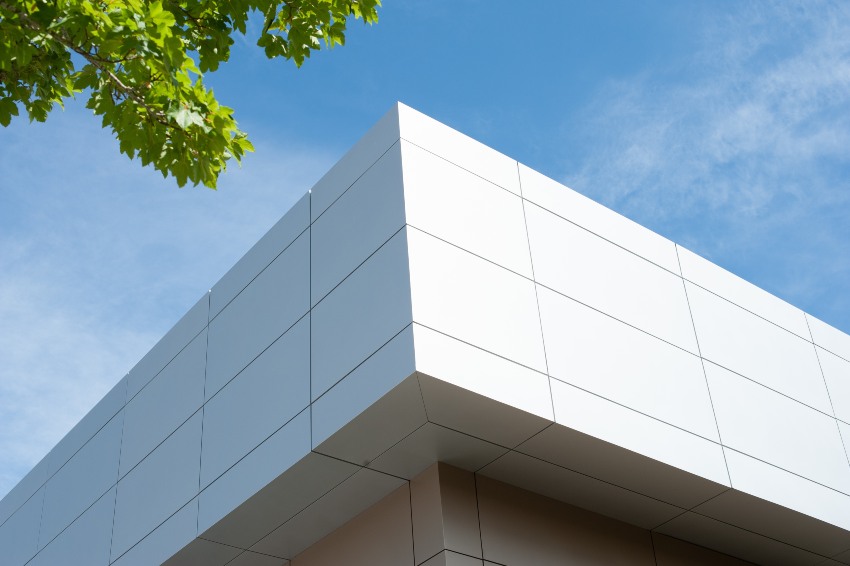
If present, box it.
[649,530,659,566]
[309,190,313,450]
[806,316,850,471]
[196,291,211,536]
[107,376,128,564]
[473,473,485,561]
[408,480,416,566]
[517,161,556,422]
[676,244,732,487]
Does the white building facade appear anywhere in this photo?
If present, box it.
[2,103,850,565]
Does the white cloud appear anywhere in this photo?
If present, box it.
[567,1,850,209]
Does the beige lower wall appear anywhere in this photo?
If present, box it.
[292,463,753,566]
[475,474,752,566]
[477,474,655,565]
[652,532,761,566]
[291,484,413,566]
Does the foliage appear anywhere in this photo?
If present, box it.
[0,0,380,188]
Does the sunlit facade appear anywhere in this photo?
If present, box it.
[2,103,849,566]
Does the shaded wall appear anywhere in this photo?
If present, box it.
[294,463,753,566]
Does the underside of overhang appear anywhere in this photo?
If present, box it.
[166,372,850,566]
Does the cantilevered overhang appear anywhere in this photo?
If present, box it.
[3,103,850,566]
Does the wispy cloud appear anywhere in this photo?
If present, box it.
[560,0,850,328]
[0,101,334,498]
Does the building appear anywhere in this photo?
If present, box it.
[1,103,850,565]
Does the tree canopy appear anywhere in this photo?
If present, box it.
[0,0,380,188]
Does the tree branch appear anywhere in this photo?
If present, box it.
[0,0,170,127]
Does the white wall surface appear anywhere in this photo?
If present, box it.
[3,102,850,566]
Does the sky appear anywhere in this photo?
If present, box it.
[1,0,849,499]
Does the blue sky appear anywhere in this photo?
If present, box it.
[1,0,849,498]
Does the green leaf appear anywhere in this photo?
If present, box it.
[0,98,20,127]
[1,0,381,188]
